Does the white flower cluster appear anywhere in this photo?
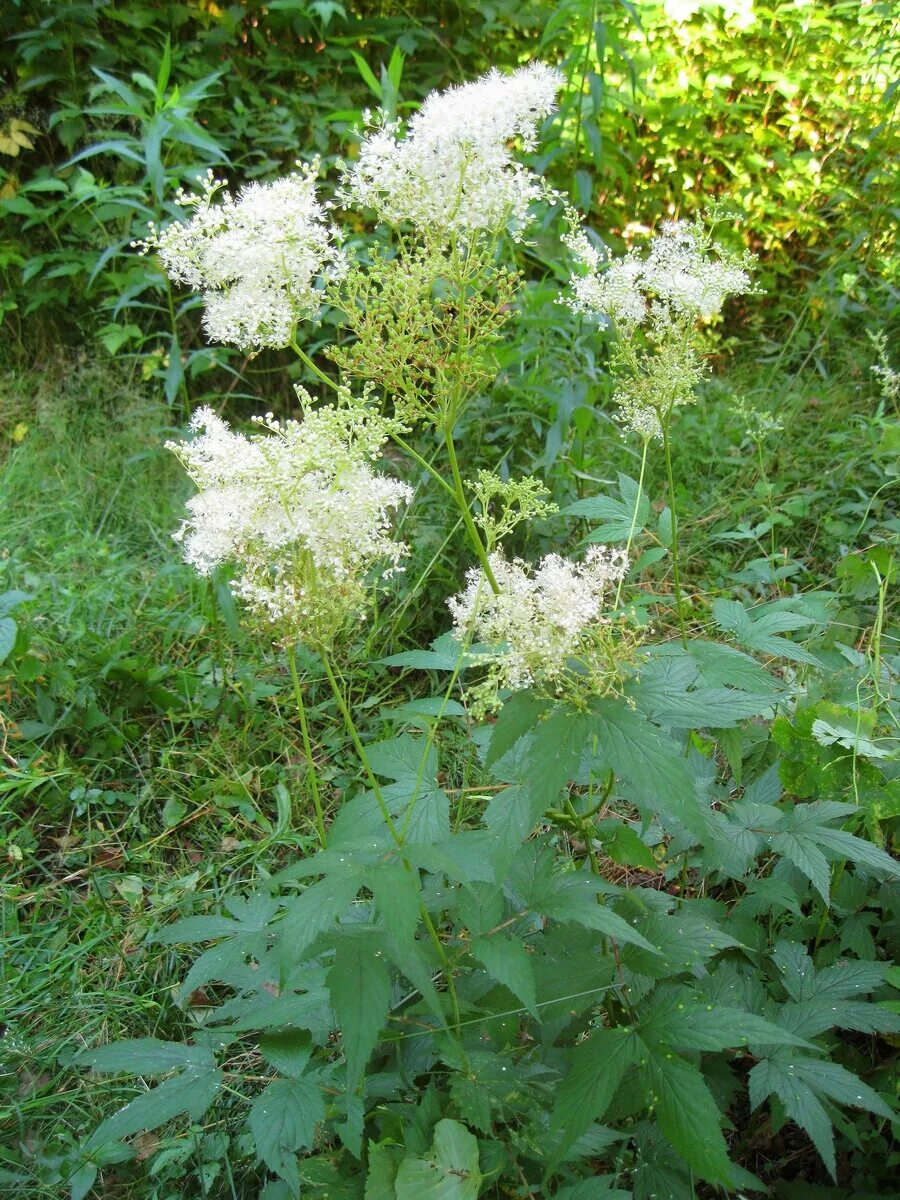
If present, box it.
[448,545,629,703]
[136,166,344,351]
[730,396,784,440]
[341,63,563,239]
[868,331,900,406]
[566,217,756,439]
[566,218,754,329]
[168,396,412,646]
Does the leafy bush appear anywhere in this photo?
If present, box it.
[2,53,885,1200]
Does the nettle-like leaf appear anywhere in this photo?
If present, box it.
[707,779,900,900]
[76,1038,214,1075]
[639,1037,734,1186]
[549,1027,640,1161]
[484,690,550,767]
[587,699,709,838]
[749,1054,894,1179]
[395,1119,482,1200]
[769,941,900,1038]
[712,596,826,666]
[630,651,781,729]
[248,1075,326,1180]
[328,929,393,1087]
[470,934,538,1016]
[351,733,452,844]
[619,908,739,986]
[563,472,650,542]
[770,801,900,901]
[83,1046,222,1151]
[639,984,813,1052]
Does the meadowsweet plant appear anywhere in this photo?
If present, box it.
[448,544,634,713]
[339,63,563,239]
[868,330,900,411]
[74,59,900,1200]
[136,165,345,351]
[167,395,411,647]
[567,214,756,641]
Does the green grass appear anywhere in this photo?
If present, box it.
[0,336,896,1197]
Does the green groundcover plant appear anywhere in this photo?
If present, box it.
[26,59,900,1200]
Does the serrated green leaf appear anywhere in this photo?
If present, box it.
[279,871,363,962]
[618,471,650,527]
[771,940,887,1003]
[595,819,658,870]
[471,935,538,1016]
[750,1053,893,1179]
[328,934,392,1086]
[713,598,823,666]
[368,734,437,783]
[77,1038,212,1074]
[631,655,776,728]
[258,1029,312,1078]
[684,640,776,693]
[395,1119,481,1200]
[552,1179,631,1200]
[365,1141,401,1200]
[152,915,247,945]
[549,1028,638,1162]
[369,861,421,945]
[770,829,832,901]
[524,707,591,806]
[483,782,548,857]
[749,1057,835,1177]
[641,987,811,1050]
[780,997,900,1039]
[485,691,549,767]
[811,825,900,880]
[543,879,659,953]
[85,1067,222,1150]
[564,492,636,540]
[641,1040,734,1185]
[589,700,707,838]
[0,616,17,664]
[249,1076,325,1173]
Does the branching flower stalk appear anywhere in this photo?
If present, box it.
[613,435,650,612]
[732,397,785,572]
[566,213,757,642]
[286,644,326,848]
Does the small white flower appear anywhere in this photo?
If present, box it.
[448,545,629,698]
[341,63,564,239]
[137,166,345,351]
[566,217,754,330]
[168,394,412,645]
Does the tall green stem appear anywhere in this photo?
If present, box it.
[318,645,464,1035]
[392,432,456,500]
[756,439,778,568]
[614,437,650,611]
[286,645,327,849]
[444,427,500,594]
[661,417,688,648]
[290,340,339,394]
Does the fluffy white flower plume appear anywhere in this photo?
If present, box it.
[137,166,345,350]
[565,217,756,438]
[566,218,754,329]
[168,394,412,646]
[342,63,564,238]
[448,545,629,706]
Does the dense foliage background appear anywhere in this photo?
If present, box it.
[1,2,898,1199]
